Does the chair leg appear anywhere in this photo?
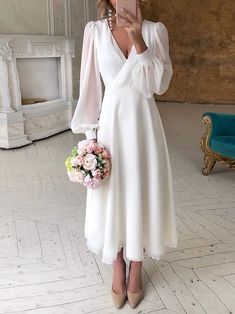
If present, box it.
[202,153,216,175]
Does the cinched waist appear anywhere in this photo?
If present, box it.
[104,87,139,94]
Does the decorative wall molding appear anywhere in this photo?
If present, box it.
[47,0,55,35]
[83,0,90,25]
[0,42,12,61]
[48,0,96,37]
[65,0,71,36]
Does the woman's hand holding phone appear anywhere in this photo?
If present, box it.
[116,0,147,55]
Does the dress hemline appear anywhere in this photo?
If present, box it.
[85,235,178,265]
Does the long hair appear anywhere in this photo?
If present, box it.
[96,0,114,18]
[96,0,148,19]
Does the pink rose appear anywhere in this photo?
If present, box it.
[104,170,110,177]
[102,149,110,159]
[94,145,103,154]
[92,168,102,178]
[91,142,98,150]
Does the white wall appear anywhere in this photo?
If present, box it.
[0,0,98,98]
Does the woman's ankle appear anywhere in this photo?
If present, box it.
[112,258,126,293]
[114,248,125,266]
[127,261,142,292]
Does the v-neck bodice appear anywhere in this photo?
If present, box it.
[105,18,135,62]
[94,18,149,89]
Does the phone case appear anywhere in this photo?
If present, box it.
[116,0,137,27]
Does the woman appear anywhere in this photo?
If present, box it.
[71,0,178,309]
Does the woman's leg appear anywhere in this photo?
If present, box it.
[127,261,142,292]
[112,247,126,294]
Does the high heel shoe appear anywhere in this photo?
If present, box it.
[127,261,143,308]
[111,259,127,308]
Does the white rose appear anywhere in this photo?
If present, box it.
[83,154,97,171]
[68,169,85,183]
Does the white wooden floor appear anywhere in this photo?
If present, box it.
[0,102,235,314]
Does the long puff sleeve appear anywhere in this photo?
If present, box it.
[71,21,102,140]
[131,22,173,99]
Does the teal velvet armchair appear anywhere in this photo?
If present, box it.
[200,112,235,175]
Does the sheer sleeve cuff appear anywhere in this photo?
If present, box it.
[85,128,97,140]
[136,47,153,64]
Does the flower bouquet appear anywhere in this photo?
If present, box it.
[65,139,111,189]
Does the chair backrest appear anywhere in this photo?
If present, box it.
[202,112,235,138]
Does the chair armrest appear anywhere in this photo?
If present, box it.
[202,112,235,137]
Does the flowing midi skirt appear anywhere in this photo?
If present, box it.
[84,87,177,264]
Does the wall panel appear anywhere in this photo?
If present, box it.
[0,0,48,35]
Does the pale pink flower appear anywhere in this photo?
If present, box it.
[77,147,86,156]
[104,160,111,171]
[83,153,97,170]
[78,139,89,149]
[86,142,95,153]
[91,178,101,189]
[77,155,84,166]
[83,175,100,189]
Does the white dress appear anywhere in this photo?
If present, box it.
[71,18,178,264]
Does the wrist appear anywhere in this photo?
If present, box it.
[85,128,97,141]
[133,37,148,54]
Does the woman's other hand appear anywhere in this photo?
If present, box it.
[89,138,97,143]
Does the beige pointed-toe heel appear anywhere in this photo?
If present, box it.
[111,284,127,308]
[127,262,143,308]
[111,259,127,308]
[127,287,143,308]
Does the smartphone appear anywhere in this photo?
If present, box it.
[116,0,137,27]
